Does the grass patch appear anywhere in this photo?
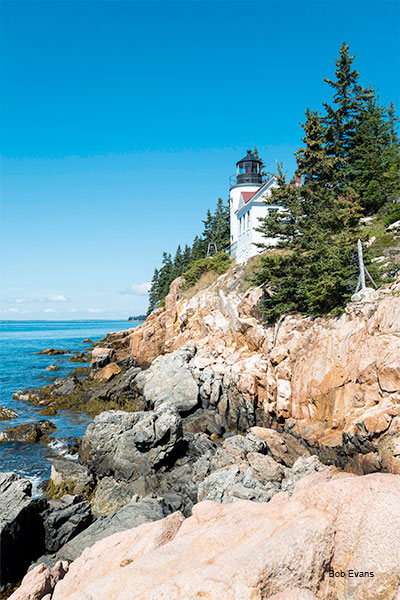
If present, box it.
[182,270,220,299]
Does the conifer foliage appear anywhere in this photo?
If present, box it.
[147,197,230,314]
[254,43,399,320]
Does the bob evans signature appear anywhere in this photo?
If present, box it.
[329,569,374,578]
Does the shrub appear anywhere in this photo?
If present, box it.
[182,252,232,288]
[383,203,400,226]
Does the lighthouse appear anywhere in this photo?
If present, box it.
[229,149,281,264]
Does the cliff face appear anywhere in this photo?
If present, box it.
[120,267,400,474]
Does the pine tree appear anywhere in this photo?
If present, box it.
[182,244,192,268]
[201,209,214,251]
[346,98,400,212]
[295,109,339,186]
[173,245,184,277]
[323,42,373,185]
[191,235,204,261]
[254,105,363,319]
[158,252,174,299]
[147,268,160,314]
[211,197,230,251]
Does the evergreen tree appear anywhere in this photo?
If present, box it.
[158,252,174,299]
[201,209,214,252]
[147,197,231,312]
[323,42,373,185]
[254,105,363,319]
[173,245,184,277]
[346,98,400,212]
[191,235,204,261]
[295,109,339,186]
[211,197,230,251]
[182,244,192,268]
[147,268,160,315]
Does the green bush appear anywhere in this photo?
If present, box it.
[182,252,232,287]
[383,203,400,226]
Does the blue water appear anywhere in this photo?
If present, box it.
[0,320,140,487]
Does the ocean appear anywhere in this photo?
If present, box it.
[0,320,139,492]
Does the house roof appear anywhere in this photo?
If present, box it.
[241,178,274,205]
[236,177,278,217]
[241,191,257,203]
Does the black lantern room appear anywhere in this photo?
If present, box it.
[235,150,263,185]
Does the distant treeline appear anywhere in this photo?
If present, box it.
[148,198,230,314]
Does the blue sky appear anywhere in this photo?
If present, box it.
[1,0,399,319]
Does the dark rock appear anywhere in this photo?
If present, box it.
[90,366,141,403]
[217,378,256,431]
[197,454,286,503]
[46,364,60,371]
[281,455,330,495]
[36,349,71,355]
[82,339,93,344]
[182,408,224,436]
[80,402,184,481]
[0,472,45,589]
[141,434,219,516]
[68,352,91,363]
[155,460,196,514]
[70,366,91,377]
[117,356,137,371]
[186,432,219,458]
[196,432,287,504]
[53,377,79,397]
[0,420,56,443]
[90,477,144,517]
[197,367,223,409]
[39,405,58,416]
[56,495,165,562]
[0,406,18,420]
[344,451,381,475]
[64,436,82,456]
[45,458,95,500]
[90,347,115,370]
[41,494,93,553]
[378,432,400,474]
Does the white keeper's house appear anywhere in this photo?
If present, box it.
[228,149,300,264]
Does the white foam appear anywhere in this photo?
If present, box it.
[48,438,78,461]
[17,472,43,498]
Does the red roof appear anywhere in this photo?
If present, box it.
[241,191,257,203]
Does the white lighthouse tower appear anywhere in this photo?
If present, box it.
[229,149,282,264]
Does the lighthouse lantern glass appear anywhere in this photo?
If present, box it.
[238,161,259,174]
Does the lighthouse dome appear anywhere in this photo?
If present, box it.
[234,149,263,186]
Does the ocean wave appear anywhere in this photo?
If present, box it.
[48,438,79,461]
[16,472,43,498]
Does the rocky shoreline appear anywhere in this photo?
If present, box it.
[1,267,400,599]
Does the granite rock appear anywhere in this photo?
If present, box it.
[80,402,184,481]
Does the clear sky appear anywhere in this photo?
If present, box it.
[1,0,399,319]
